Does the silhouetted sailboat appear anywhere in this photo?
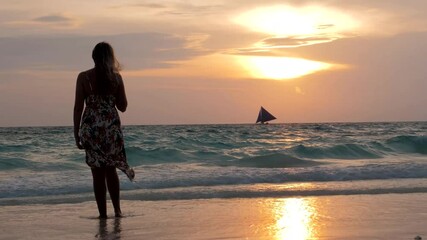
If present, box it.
[256,106,276,124]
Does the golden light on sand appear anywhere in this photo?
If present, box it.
[273,198,316,240]
[238,56,331,80]
[233,5,359,36]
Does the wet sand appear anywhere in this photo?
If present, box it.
[1,193,426,240]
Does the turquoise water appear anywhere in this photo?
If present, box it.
[1,122,427,205]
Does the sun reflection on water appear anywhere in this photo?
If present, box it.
[272,198,317,240]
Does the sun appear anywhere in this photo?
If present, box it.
[234,6,315,36]
[237,56,332,80]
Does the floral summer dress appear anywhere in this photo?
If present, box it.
[79,76,134,181]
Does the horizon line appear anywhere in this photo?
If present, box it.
[1,120,426,128]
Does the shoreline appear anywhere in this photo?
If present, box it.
[3,178,427,207]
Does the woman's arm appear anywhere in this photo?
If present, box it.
[73,72,85,149]
[115,74,128,112]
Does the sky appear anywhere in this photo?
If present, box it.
[1,0,427,126]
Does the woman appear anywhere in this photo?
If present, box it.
[73,42,134,218]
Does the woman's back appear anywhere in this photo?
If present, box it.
[79,68,127,112]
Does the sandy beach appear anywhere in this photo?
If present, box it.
[1,193,426,240]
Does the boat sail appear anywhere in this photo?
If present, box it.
[256,106,276,124]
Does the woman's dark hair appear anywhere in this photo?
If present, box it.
[92,42,121,95]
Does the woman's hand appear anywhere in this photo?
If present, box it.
[75,136,84,149]
[76,141,84,149]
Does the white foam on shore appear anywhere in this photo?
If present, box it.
[2,178,427,206]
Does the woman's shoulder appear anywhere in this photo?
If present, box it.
[76,69,94,92]
[79,68,94,76]
[114,72,123,83]
[114,71,122,77]
[76,69,95,83]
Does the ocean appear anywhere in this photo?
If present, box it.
[1,122,427,206]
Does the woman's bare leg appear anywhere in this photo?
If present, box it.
[106,166,122,217]
[91,168,107,218]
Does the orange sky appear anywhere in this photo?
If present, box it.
[1,0,427,126]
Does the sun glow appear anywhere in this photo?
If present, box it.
[230,5,354,80]
[238,56,332,80]
[233,5,359,36]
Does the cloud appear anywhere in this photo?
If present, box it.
[295,86,305,95]
[226,34,347,56]
[133,3,168,9]
[317,24,335,30]
[112,2,223,17]
[184,34,211,50]
[4,13,79,29]
[281,31,427,69]
[0,32,210,72]
[33,15,73,23]
[260,35,339,48]
[109,3,167,9]
[160,3,224,16]
[225,48,276,56]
